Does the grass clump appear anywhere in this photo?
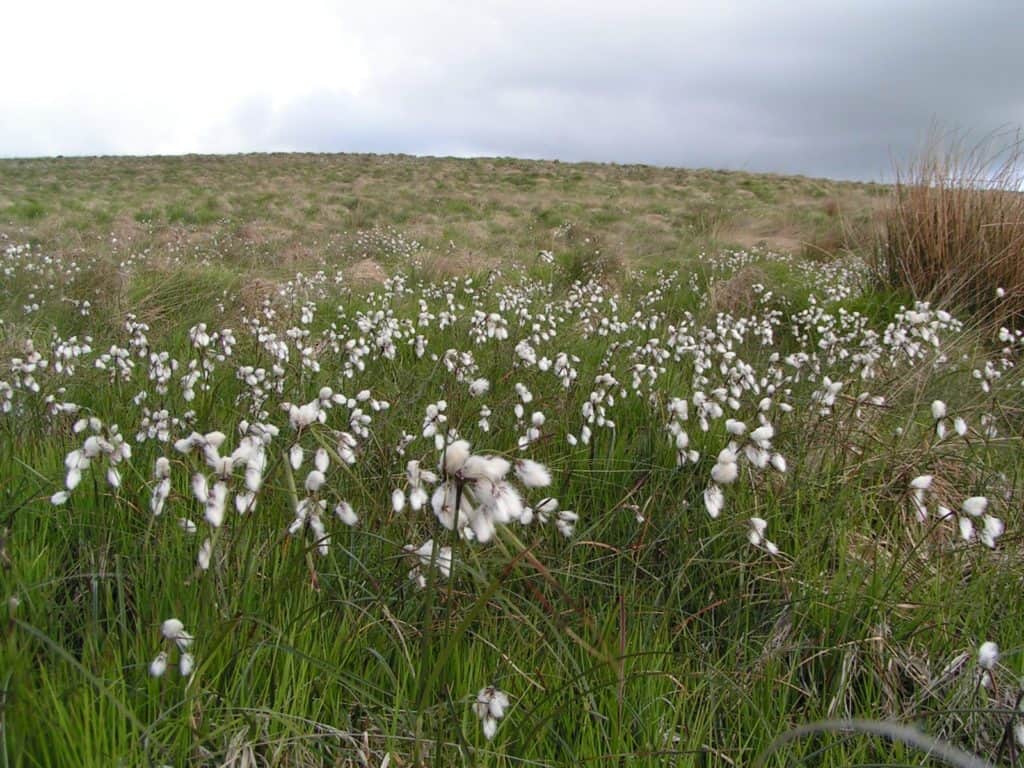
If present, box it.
[6,198,46,221]
[874,127,1024,327]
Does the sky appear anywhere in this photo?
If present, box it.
[2,1,1022,180]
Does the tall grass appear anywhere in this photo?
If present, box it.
[875,127,1024,327]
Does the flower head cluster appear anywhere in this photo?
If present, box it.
[930,400,968,440]
[404,539,453,588]
[52,418,132,505]
[473,686,510,741]
[952,496,1004,548]
[911,478,1004,548]
[173,423,279,568]
[703,421,784,521]
[431,440,555,543]
[747,517,779,555]
[149,618,195,678]
[393,459,439,513]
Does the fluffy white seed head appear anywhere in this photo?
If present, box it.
[197,538,213,570]
[314,448,329,473]
[978,641,999,671]
[443,440,471,477]
[304,470,326,493]
[149,651,168,678]
[335,501,358,526]
[910,475,933,491]
[161,618,184,640]
[515,459,552,488]
[191,473,209,503]
[289,443,304,471]
[462,455,511,483]
[704,484,724,518]
[725,419,747,436]
[392,488,406,513]
[710,460,738,485]
[962,496,988,517]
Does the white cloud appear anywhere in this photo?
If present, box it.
[2,0,368,154]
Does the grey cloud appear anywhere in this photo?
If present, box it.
[8,1,1024,179]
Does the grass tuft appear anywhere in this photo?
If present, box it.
[873,126,1024,328]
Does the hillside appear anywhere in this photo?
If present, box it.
[0,153,886,275]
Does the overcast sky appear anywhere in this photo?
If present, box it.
[3,1,1022,180]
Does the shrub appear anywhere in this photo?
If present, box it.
[873,127,1024,327]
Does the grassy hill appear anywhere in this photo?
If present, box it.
[0,153,886,273]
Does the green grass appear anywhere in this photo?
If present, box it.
[5,198,46,221]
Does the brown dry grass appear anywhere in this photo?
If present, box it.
[707,265,770,315]
[874,127,1024,327]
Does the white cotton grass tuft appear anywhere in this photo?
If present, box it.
[405,539,453,580]
[747,517,780,555]
[725,419,747,436]
[335,501,358,526]
[149,651,168,678]
[289,443,304,471]
[474,686,510,741]
[197,538,213,570]
[703,485,724,518]
[555,509,578,538]
[392,488,406,513]
[161,618,184,640]
[191,473,209,503]
[314,447,329,473]
[468,377,490,397]
[150,618,196,679]
[304,470,326,493]
[978,641,999,671]
[428,438,563,540]
[710,460,738,485]
[442,440,472,477]
[908,475,934,522]
[980,515,1004,548]
[909,475,933,490]
[961,496,988,517]
[515,459,551,488]
[462,455,510,483]
[204,482,228,527]
[770,453,787,473]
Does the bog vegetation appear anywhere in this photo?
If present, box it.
[1,151,1023,766]
[875,127,1024,329]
